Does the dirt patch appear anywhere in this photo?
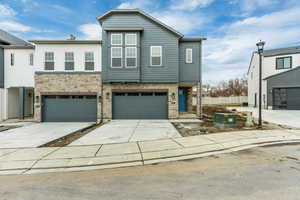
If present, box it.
[173,105,283,137]
[0,125,21,132]
[39,123,104,147]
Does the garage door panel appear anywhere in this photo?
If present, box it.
[287,88,300,110]
[112,93,168,119]
[42,96,97,122]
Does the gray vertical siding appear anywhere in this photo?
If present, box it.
[266,67,300,106]
[0,48,4,88]
[179,41,201,82]
[101,13,180,83]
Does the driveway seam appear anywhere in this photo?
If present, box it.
[127,120,140,142]
[169,138,185,148]
[136,141,145,165]
[94,144,103,157]
[22,147,63,174]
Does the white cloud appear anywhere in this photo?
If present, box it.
[0,21,31,32]
[203,6,300,85]
[118,0,154,9]
[170,0,214,11]
[78,23,102,40]
[152,11,207,34]
[0,4,16,18]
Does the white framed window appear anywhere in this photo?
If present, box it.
[125,33,137,45]
[65,52,74,70]
[10,53,14,66]
[150,46,162,66]
[111,47,122,68]
[29,53,34,66]
[85,52,94,70]
[186,48,193,63]
[125,47,137,68]
[45,52,54,70]
[111,33,122,45]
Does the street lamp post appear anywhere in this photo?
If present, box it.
[256,40,265,129]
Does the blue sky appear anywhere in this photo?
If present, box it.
[0,0,300,84]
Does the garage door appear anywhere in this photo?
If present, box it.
[112,92,168,119]
[42,95,97,122]
[273,88,300,110]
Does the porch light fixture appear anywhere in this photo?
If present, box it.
[106,92,110,100]
[256,40,265,129]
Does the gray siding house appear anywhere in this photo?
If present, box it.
[98,9,205,119]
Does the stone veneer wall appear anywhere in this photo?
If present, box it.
[102,83,179,120]
[34,73,102,122]
[187,87,194,113]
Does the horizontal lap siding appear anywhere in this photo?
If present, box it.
[179,42,201,82]
[102,13,179,83]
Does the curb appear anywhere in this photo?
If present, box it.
[1,138,300,175]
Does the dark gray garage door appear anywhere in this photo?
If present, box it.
[42,95,97,122]
[273,88,300,110]
[112,92,168,119]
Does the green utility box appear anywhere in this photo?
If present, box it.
[214,113,237,128]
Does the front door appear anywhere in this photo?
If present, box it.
[179,88,187,112]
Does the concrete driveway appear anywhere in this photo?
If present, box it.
[70,120,181,146]
[0,123,93,148]
[229,107,300,128]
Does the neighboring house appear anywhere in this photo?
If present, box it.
[0,9,205,122]
[247,45,300,110]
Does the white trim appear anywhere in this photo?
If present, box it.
[186,48,193,63]
[111,33,122,45]
[150,46,162,66]
[111,47,122,68]
[125,33,137,45]
[125,47,137,68]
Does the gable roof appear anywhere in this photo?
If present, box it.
[263,45,300,57]
[97,9,184,38]
[0,29,32,46]
[263,66,300,80]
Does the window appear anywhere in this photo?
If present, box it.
[64,52,74,70]
[45,52,54,70]
[125,47,137,68]
[125,34,137,45]
[111,34,122,45]
[186,48,193,63]
[150,46,162,66]
[111,47,122,68]
[276,57,292,69]
[85,52,94,70]
[29,53,34,66]
[10,53,14,66]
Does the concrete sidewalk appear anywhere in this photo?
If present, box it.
[0,129,300,175]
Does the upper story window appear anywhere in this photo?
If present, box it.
[85,52,94,70]
[125,34,137,45]
[111,47,122,68]
[10,53,14,66]
[111,34,122,45]
[186,48,193,63]
[276,56,292,70]
[29,53,34,66]
[45,52,54,70]
[65,52,74,70]
[150,46,162,66]
[125,47,137,68]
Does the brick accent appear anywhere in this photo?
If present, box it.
[102,83,179,119]
[186,87,194,113]
[34,73,102,122]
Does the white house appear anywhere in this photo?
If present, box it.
[248,45,300,110]
[0,30,102,121]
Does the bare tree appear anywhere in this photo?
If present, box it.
[208,77,247,97]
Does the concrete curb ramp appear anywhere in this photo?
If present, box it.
[0,129,300,175]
